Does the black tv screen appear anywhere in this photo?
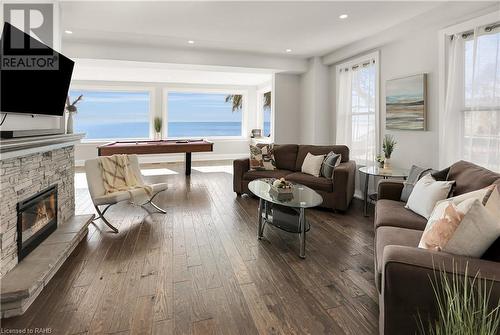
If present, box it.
[0,22,74,116]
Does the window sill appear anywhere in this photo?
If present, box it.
[80,136,250,144]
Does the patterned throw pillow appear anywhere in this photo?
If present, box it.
[419,198,500,258]
[320,152,342,179]
[249,144,276,171]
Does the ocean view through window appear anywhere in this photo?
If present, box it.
[70,90,150,139]
[167,92,243,137]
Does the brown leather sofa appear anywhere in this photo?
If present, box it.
[233,144,355,211]
[374,160,500,335]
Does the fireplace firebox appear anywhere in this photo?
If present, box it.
[17,185,58,260]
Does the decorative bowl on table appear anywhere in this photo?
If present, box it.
[269,178,294,201]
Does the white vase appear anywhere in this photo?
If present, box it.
[66,112,74,134]
[383,157,392,170]
[154,132,161,140]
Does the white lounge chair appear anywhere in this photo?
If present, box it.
[84,155,168,233]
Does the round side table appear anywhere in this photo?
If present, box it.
[358,166,409,217]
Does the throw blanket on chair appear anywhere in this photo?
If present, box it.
[97,154,152,205]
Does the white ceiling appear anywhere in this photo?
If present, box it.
[59,1,458,57]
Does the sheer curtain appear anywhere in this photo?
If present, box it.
[441,24,500,171]
[336,60,377,166]
[336,68,352,152]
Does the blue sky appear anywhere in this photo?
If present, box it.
[168,92,241,122]
[69,90,241,124]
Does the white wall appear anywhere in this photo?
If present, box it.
[273,73,301,144]
[300,57,330,145]
[379,32,439,169]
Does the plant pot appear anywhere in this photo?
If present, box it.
[154,132,161,140]
[383,158,392,170]
[378,162,384,168]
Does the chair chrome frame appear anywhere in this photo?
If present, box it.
[85,155,168,234]
[93,189,167,233]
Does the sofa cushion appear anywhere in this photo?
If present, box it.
[286,172,333,192]
[243,169,293,181]
[295,145,350,171]
[448,160,500,196]
[375,226,423,291]
[273,144,299,171]
[375,199,427,231]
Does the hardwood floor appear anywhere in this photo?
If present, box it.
[1,162,378,334]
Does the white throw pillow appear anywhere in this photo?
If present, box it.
[301,153,325,177]
[405,174,455,219]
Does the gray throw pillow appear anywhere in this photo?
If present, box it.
[320,152,341,179]
[400,165,432,202]
[431,167,450,181]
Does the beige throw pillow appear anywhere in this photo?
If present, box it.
[301,153,325,177]
[405,174,455,219]
[441,184,496,206]
[419,197,500,257]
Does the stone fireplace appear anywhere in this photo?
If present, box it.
[0,146,74,276]
[0,133,93,318]
[17,185,58,261]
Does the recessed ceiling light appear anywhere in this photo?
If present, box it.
[188,40,195,44]
[64,30,73,34]
[285,48,292,53]
[339,14,348,19]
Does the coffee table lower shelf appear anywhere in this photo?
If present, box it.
[257,201,310,258]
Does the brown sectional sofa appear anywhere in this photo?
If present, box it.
[375,160,500,335]
[233,144,355,211]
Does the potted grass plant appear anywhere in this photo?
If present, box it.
[154,116,162,140]
[382,134,397,170]
[418,263,500,335]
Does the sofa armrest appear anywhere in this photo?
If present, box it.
[332,160,356,210]
[378,179,405,201]
[381,245,500,335]
[233,158,250,194]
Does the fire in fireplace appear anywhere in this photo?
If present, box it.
[17,185,58,260]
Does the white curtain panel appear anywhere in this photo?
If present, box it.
[336,62,377,166]
[336,68,353,150]
[440,34,465,168]
[441,26,500,171]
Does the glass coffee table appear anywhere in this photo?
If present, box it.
[248,178,323,258]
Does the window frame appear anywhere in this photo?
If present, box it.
[69,84,156,143]
[257,85,273,140]
[438,11,500,169]
[163,87,248,140]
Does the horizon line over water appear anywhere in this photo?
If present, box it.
[76,121,271,139]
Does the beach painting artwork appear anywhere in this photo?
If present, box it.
[386,74,427,130]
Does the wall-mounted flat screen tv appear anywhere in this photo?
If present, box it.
[0,22,75,117]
